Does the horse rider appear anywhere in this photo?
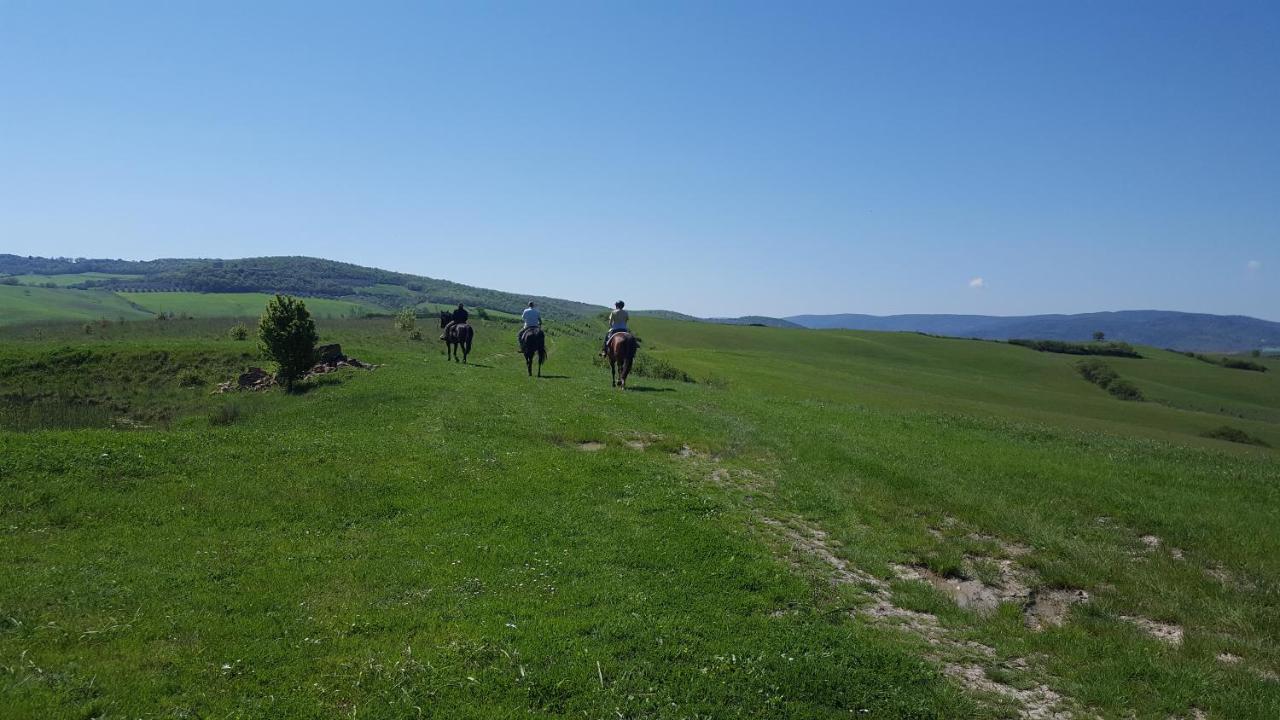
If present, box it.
[600,300,629,356]
[519,301,541,351]
[441,303,469,339]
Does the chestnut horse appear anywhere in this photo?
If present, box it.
[520,327,546,377]
[605,331,638,389]
[439,310,473,363]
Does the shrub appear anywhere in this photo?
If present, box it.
[394,307,417,332]
[228,322,249,340]
[1187,352,1268,372]
[1220,358,1267,372]
[1252,349,1262,358]
[1092,331,1106,341]
[1010,339,1141,358]
[632,354,694,382]
[1105,379,1144,401]
[1076,359,1144,401]
[0,276,18,285]
[477,308,490,320]
[409,329,423,341]
[1202,426,1269,447]
[1076,359,1118,387]
[258,294,318,391]
[176,369,205,387]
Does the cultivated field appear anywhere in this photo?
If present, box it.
[1,313,1277,718]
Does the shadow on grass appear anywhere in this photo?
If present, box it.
[536,374,571,379]
[625,386,675,393]
[293,375,344,394]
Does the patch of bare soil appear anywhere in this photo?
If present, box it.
[943,664,1074,720]
[891,562,1030,614]
[625,440,647,450]
[576,441,605,452]
[1024,589,1091,630]
[1119,615,1183,645]
[761,516,1081,719]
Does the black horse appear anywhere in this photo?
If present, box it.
[519,327,547,377]
[440,310,473,363]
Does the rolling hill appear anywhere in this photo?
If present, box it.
[2,314,1279,718]
[786,310,1280,352]
[0,254,602,319]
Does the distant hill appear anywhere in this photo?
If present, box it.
[634,310,802,329]
[0,255,601,319]
[785,311,1280,352]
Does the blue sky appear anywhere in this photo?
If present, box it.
[1,1,1276,319]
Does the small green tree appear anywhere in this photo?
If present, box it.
[476,308,490,320]
[258,294,318,391]
[1092,331,1105,342]
[394,307,417,332]
[1252,349,1262,358]
[229,322,249,340]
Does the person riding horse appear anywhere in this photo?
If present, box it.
[440,303,469,340]
[518,301,541,352]
[600,300,629,356]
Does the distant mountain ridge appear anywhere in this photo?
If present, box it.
[0,254,601,319]
[785,311,1280,352]
[633,310,803,329]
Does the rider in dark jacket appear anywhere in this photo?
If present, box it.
[441,304,470,339]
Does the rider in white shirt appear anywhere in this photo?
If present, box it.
[518,302,541,351]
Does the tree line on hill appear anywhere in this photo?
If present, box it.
[0,254,601,319]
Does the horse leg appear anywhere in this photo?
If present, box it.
[609,358,616,387]
[525,353,532,376]
[537,355,542,377]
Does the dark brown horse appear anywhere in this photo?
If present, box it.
[440,310,473,363]
[519,327,547,377]
[605,331,637,389]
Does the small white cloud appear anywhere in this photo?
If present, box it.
[968,277,986,289]
[1247,259,1261,271]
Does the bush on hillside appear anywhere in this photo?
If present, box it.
[1076,359,1144,401]
[394,307,416,332]
[1011,338,1141,358]
[1201,425,1269,447]
[631,354,695,383]
[1104,378,1144,401]
[1220,358,1267,372]
[1184,351,1268,372]
[258,294,318,391]
[176,369,206,387]
[228,322,249,341]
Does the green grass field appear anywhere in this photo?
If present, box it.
[119,292,380,319]
[2,311,1277,718]
[0,285,154,325]
[3,272,144,287]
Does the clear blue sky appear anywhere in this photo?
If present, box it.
[1,1,1277,319]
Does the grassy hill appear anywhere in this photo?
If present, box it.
[1,254,602,319]
[787,311,1280,353]
[2,312,1277,718]
[0,285,154,325]
[120,291,380,320]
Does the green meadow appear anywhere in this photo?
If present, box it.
[2,271,144,287]
[0,285,154,325]
[1,312,1277,719]
[119,292,380,320]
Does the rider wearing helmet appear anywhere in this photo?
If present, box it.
[600,300,629,356]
